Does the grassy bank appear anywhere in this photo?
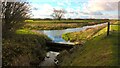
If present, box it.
[57,21,119,66]
[25,19,109,23]
[3,29,51,66]
[22,19,109,30]
[62,25,106,44]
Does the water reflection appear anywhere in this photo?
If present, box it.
[40,23,107,43]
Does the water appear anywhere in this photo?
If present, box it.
[39,23,107,66]
[40,23,107,43]
[39,51,59,66]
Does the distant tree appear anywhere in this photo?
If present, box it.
[51,9,66,20]
[44,18,52,20]
[2,2,31,32]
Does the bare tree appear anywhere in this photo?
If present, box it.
[51,9,66,20]
[2,1,31,32]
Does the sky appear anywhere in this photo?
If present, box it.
[27,0,119,19]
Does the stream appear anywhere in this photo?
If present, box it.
[39,23,107,66]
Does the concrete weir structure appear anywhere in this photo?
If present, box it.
[46,41,74,52]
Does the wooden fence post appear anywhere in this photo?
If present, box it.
[107,22,110,36]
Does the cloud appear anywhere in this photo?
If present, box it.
[57,2,65,6]
[81,0,119,19]
[31,3,54,18]
[79,11,103,15]
[30,0,119,19]
[83,0,119,12]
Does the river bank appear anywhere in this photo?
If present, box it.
[62,23,106,43]
[57,21,119,66]
[3,29,51,66]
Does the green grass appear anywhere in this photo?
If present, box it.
[23,19,109,30]
[93,24,120,38]
[23,23,83,30]
[25,19,108,23]
[58,23,119,66]
[3,29,51,66]
[62,25,106,43]
[16,29,36,34]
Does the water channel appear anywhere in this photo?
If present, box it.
[39,23,107,66]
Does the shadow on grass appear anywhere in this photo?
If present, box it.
[2,31,51,66]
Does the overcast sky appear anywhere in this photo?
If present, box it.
[27,0,119,19]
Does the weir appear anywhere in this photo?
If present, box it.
[46,41,75,52]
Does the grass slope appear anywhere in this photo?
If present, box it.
[3,29,51,66]
[62,25,106,43]
[58,22,119,66]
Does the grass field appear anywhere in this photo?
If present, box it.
[57,21,120,66]
[22,19,110,30]
[25,19,109,23]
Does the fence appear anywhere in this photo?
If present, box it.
[107,21,120,36]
